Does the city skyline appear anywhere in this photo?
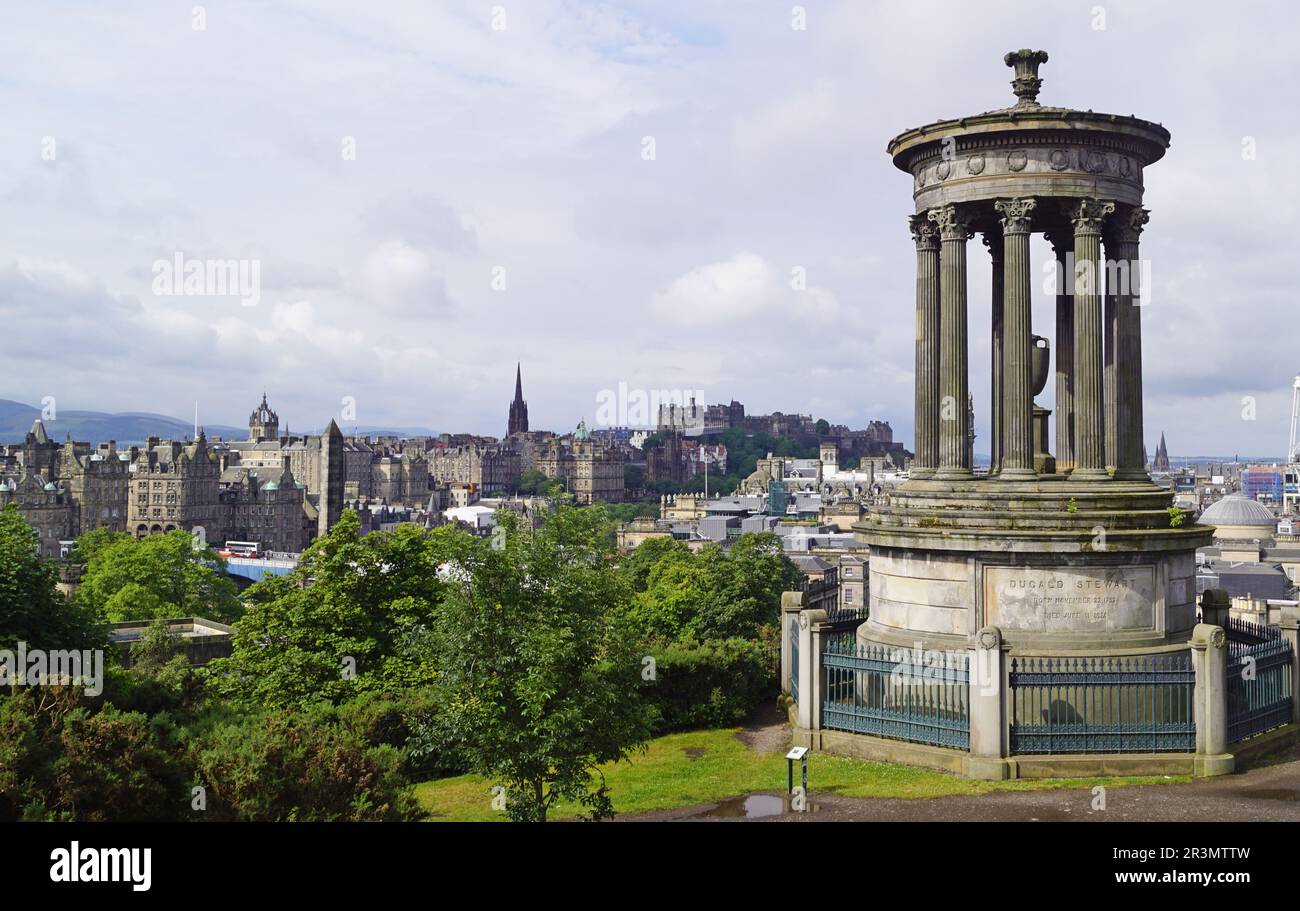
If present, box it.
[1,2,1296,453]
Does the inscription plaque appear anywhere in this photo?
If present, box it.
[984,565,1157,633]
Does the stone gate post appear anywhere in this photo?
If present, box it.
[1279,605,1300,724]
[781,592,804,698]
[965,625,1009,780]
[1191,623,1234,777]
[796,608,827,731]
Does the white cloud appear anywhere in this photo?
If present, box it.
[0,0,1292,453]
[651,251,841,329]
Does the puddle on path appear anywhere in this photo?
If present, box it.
[687,793,820,819]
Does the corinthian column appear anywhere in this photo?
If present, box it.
[1104,242,1119,471]
[1105,206,1151,480]
[1047,230,1074,473]
[994,197,1037,480]
[984,232,1004,475]
[929,204,974,479]
[1069,198,1115,481]
[910,213,941,479]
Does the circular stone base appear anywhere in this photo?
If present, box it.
[853,477,1213,652]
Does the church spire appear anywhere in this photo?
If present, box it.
[508,363,529,436]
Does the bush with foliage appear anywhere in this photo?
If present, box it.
[0,687,189,822]
[186,702,421,821]
[644,637,772,732]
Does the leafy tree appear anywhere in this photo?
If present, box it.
[0,505,104,651]
[414,507,654,822]
[75,529,241,623]
[621,536,692,592]
[815,418,831,435]
[516,468,551,495]
[629,532,800,641]
[69,527,129,564]
[604,501,659,525]
[206,511,461,707]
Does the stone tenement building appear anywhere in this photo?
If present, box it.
[0,396,352,555]
[427,441,521,495]
[60,441,131,535]
[127,432,312,553]
[507,430,558,473]
[0,470,77,558]
[535,420,625,504]
[1,422,134,539]
[218,463,313,553]
[123,420,332,553]
[1,420,128,556]
[216,394,433,509]
[129,432,223,538]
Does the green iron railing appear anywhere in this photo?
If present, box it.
[1009,654,1196,754]
[821,632,969,750]
[1227,633,1293,743]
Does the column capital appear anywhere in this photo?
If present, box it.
[928,204,975,242]
[1105,205,1150,246]
[1068,198,1116,236]
[994,196,1037,234]
[909,213,941,251]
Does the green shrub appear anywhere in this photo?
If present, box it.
[188,703,423,821]
[644,637,773,733]
[337,689,463,780]
[0,688,188,822]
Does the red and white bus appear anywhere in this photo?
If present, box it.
[219,541,261,558]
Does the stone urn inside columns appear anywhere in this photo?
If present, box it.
[1031,335,1055,475]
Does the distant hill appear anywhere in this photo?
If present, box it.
[0,399,436,445]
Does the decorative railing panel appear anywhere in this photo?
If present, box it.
[1224,615,1277,646]
[1227,635,1293,743]
[1009,654,1196,754]
[821,632,969,750]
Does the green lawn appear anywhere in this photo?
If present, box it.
[414,727,1188,821]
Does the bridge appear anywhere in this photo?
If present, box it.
[223,555,299,585]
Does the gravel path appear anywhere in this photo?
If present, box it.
[629,716,1300,822]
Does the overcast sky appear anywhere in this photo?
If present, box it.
[1,1,1296,456]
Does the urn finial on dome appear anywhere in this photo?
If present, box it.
[1004,49,1049,106]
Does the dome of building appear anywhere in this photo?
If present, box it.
[1200,495,1276,528]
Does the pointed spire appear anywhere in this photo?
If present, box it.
[508,361,529,435]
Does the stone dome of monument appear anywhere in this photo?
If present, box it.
[1200,495,1277,541]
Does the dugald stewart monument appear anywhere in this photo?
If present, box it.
[859,50,1211,655]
